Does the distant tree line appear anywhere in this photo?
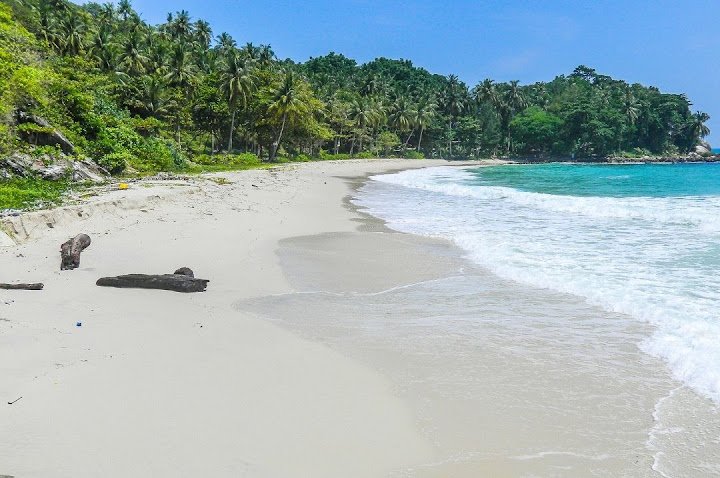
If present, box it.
[0,0,711,173]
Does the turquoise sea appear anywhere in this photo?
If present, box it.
[358,163,720,403]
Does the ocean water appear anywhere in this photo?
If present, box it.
[356,163,720,404]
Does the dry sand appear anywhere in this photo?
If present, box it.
[0,159,474,478]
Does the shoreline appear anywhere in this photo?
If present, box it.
[0,158,468,477]
[1,158,712,476]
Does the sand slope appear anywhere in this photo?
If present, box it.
[0,159,457,477]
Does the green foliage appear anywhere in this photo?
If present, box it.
[97,151,131,174]
[403,150,425,159]
[510,107,564,154]
[0,177,70,210]
[0,0,709,174]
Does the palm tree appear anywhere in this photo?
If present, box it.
[216,32,236,53]
[117,0,133,22]
[97,3,116,28]
[89,26,115,71]
[133,75,173,118]
[267,70,310,161]
[258,44,275,67]
[194,20,212,49]
[165,43,195,88]
[118,28,148,75]
[442,75,466,156]
[350,96,383,153]
[413,96,436,152]
[474,78,499,109]
[58,12,87,56]
[688,111,711,141]
[221,51,256,151]
[505,80,526,112]
[388,96,414,151]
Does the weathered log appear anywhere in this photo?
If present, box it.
[96,272,208,293]
[60,234,91,270]
[0,283,44,290]
[173,267,194,277]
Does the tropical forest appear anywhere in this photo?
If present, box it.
[0,0,712,180]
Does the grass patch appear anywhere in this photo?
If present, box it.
[0,178,71,210]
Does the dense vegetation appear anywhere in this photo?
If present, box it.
[0,0,712,179]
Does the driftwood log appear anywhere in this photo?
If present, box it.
[0,283,44,290]
[60,234,91,270]
[96,268,208,293]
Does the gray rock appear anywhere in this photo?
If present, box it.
[696,141,712,155]
[71,160,109,182]
[16,112,75,154]
[1,153,33,176]
[38,164,67,180]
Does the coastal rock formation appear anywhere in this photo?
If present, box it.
[696,141,712,155]
[16,112,75,154]
[0,153,109,183]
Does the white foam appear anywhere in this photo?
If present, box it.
[356,166,720,403]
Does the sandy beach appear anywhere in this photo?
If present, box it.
[2,158,716,477]
[0,159,468,477]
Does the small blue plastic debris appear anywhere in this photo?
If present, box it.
[76,322,82,327]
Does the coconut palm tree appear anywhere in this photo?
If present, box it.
[59,12,87,56]
[221,51,256,151]
[413,96,436,152]
[194,20,212,49]
[474,78,499,109]
[388,96,414,150]
[117,0,133,22]
[267,70,311,161]
[118,28,148,75]
[216,32,236,54]
[442,75,467,156]
[505,80,526,112]
[165,43,195,88]
[688,111,711,140]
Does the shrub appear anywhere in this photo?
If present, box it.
[355,151,375,159]
[403,150,425,159]
[97,151,131,174]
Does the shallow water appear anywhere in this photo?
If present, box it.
[236,231,720,476]
[357,164,720,405]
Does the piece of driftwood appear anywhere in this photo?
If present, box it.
[60,234,91,270]
[173,267,194,277]
[96,268,208,293]
[0,283,44,290]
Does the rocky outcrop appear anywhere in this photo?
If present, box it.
[695,141,712,155]
[0,153,109,182]
[16,112,75,154]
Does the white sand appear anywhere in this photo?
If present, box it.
[0,159,473,478]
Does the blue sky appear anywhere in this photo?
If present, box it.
[78,0,720,145]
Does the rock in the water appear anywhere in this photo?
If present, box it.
[16,112,75,154]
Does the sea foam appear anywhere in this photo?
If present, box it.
[356,166,720,402]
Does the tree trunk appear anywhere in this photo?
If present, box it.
[417,127,424,152]
[97,268,209,293]
[448,119,453,157]
[60,234,91,271]
[0,283,43,290]
[228,109,236,152]
[403,130,414,152]
[269,113,287,162]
